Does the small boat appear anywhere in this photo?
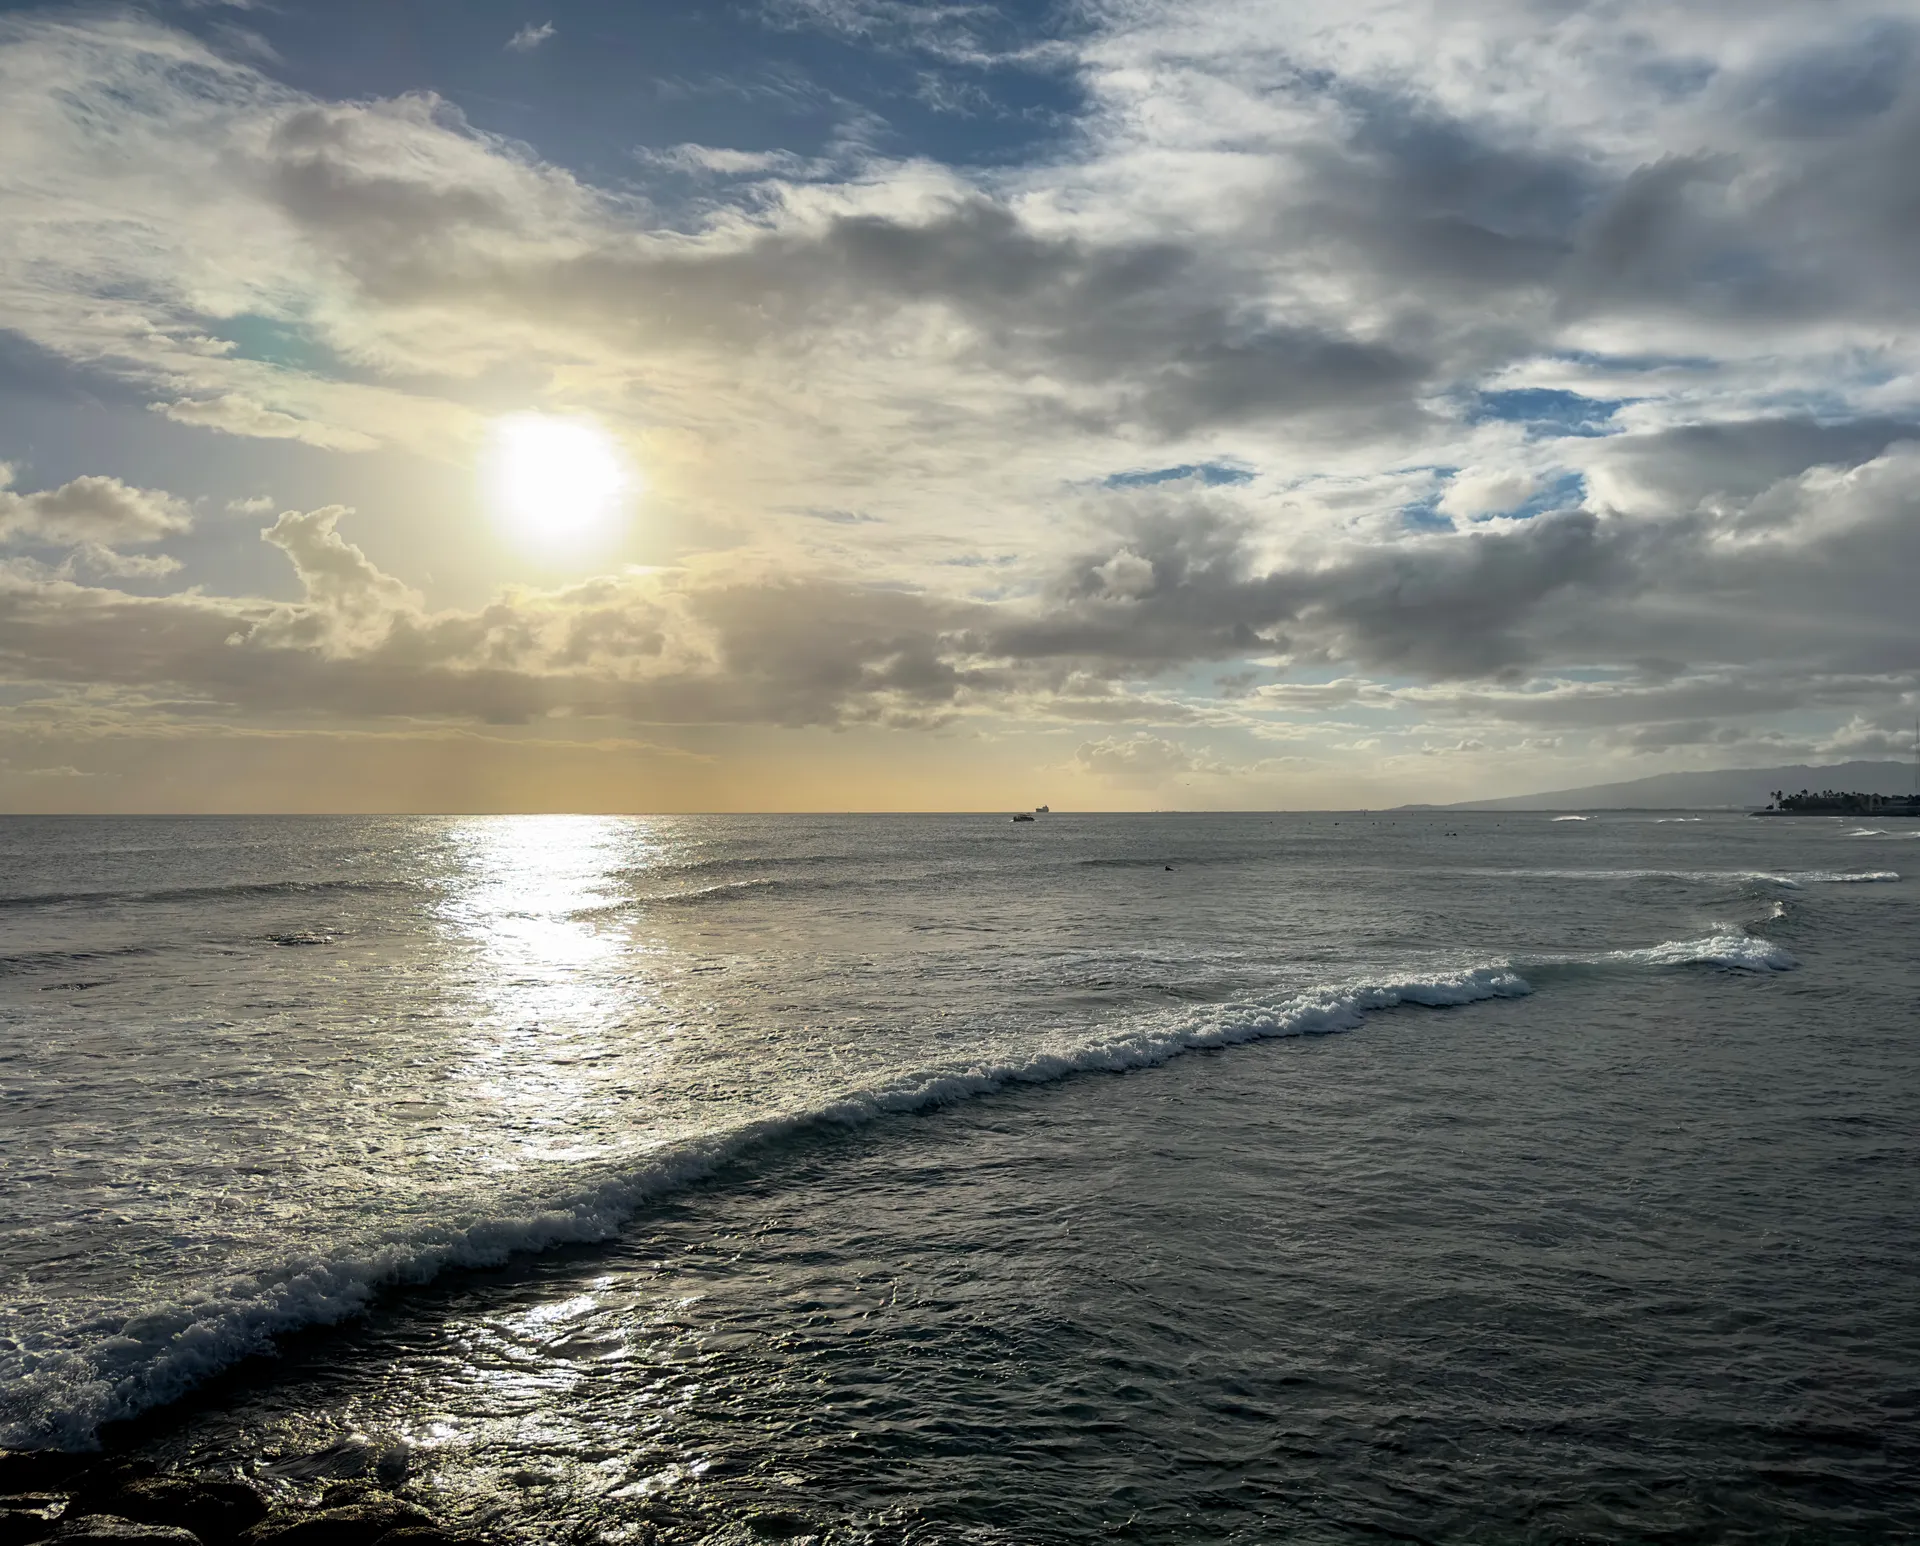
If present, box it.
[1011,812,1036,822]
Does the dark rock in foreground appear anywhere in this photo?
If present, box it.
[70,1481,268,1545]
[0,1456,487,1546]
[0,1459,92,1497]
[50,1520,203,1543]
[241,1499,436,1546]
[2,1496,67,1546]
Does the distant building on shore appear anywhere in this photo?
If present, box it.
[1759,788,1920,815]
[1758,721,1920,814]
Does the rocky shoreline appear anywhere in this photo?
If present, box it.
[0,1454,491,1546]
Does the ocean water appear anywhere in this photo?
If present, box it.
[1,812,1916,1543]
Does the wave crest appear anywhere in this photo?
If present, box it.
[1591,932,1797,972]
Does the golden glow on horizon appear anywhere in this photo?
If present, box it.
[486,414,633,558]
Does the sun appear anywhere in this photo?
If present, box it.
[485,414,634,557]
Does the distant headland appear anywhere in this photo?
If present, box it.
[1400,759,1920,813]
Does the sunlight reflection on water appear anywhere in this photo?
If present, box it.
[441,817,674,1169]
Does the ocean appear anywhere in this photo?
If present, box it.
[1,812,1915,1542]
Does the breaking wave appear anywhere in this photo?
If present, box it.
[1588,932,1797,972]
[0,930,1797,1452]
[1775,870,1900,886]
[1465,867,1897,889]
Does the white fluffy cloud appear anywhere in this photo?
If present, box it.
[1439,468,1542,520]
[0,466,191,547]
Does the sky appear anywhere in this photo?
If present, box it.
[1,0,1918,812]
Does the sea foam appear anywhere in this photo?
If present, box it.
[1773,870,1900,886]
[1589,931,1798,972]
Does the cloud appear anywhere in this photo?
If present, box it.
[0,19,1442,463]
[1438,467,1541,520]
[981,492,1633,684]
[506,22,554,53]
[1093,548,1156,600]
[4,8,1920,788]
[0,467,191,547]
[155,395,379,451]
[641,144,815,178]
[0,437,1909,779]
[1819,714,1920,759]
[1072,733,1221,783]
[63,544,184,581]
[258,506,422,650]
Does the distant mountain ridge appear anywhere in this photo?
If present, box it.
[1409,760,1917,812]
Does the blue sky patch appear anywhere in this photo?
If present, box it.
[207,315,339,375]
[1103,463,1253,488]
[1499,469,1587,521]
[131,0,1090,194]
[1399,494,1456,532]
[1471,388,1627,438]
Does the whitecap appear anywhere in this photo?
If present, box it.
[1587,932,1797,972]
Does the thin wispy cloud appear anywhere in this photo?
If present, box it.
[506,20,555,53]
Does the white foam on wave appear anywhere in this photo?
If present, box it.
[1654,817,1704,824]
[1551,815,1591,822]
[1588,931,1798,972]
[1467,867,1895,888]
[0,933,1801,1452]
[1777,870,1900,885]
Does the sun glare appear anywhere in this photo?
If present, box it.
[486,414,633,557]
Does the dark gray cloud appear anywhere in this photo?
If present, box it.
[1591,418,1920,513]
[984,496,1632,681]
[291,181,1438,438]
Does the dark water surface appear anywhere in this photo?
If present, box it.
[2,813,1916,1541]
